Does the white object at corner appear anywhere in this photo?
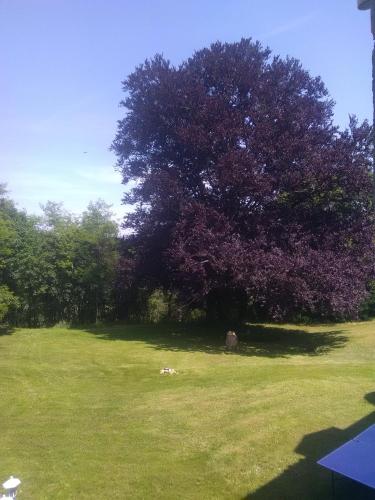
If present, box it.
[1,476,21,499]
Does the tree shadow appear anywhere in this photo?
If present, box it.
[0,325,14,336]
[76,322,348,359]
[245,392,375,499]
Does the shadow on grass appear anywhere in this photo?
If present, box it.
[246,392,375,499]
[0,325,14,336]
[76,322,348,359]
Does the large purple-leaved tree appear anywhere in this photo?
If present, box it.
[112,39,375,321]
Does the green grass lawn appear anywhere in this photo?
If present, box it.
[1,321,375,499]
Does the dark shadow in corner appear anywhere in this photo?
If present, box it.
[74,322,348,359]
[0,325,14,336]
[245,392,375,499]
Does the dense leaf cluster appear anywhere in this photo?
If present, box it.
[112,39,375,321]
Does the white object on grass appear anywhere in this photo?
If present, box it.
[1,476,21,498]
[160,367,177,374]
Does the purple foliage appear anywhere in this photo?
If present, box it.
[112,39,375,320]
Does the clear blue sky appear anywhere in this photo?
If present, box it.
[0,0,373,222]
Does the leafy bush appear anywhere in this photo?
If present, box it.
[146,289,169,323]
[359,281,375,319]
[0,286,19,323]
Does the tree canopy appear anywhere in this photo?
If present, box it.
[112,38,375,321]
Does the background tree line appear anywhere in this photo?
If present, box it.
[2,176,375,327]
[0,186,120,326]
[0,185,179,327]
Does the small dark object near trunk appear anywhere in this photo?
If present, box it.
[226,331,238,350]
